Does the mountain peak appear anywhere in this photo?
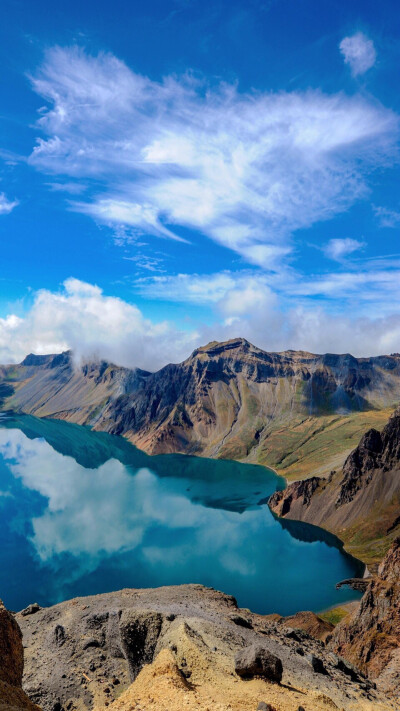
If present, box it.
[189,337,255,360]
[20,351,72,367]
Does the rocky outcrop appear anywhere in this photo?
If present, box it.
[16,585,387,711]
[1,340,399,474]
[276,611,334,643]
[234,645,283,681]
[330,538,400,699]
[0,601,24,687]
[336,409,400,508]
[269,406,400,565]
[0,600,40,711]
[269,477,321,517]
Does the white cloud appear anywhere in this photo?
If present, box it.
[136,263,400,314]
[28,46,397,267]
[1,273,400,365]
[135,266,400,355]
[323,237,365,261]
[339,32,377,76]
[0,278,197,370]
[0,193,18,215]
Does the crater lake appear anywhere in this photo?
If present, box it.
[0,414,363,614]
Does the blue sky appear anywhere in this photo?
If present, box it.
[1,0,400,369]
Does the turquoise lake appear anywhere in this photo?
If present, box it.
[0,414,364,614]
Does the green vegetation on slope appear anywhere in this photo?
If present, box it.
[319,606,352,626]
[253,409,393,480]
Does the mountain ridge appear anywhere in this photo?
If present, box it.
[0,338,399,479]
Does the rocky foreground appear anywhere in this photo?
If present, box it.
[0,541,398,711]
[9,569,399,711]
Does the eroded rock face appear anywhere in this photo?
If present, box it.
[277,611,334,643]
[330,538,400,698]
[269,477,322,518]
[268,406,400,565]
[16,585,385,711]
[336,409,400,508]
[119,610,164,680]
[0,600,24,686]
[0,600,39,711]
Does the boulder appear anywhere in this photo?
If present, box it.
[235,645,283,682]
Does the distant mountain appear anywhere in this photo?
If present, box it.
[269,406,400,565]
[0,338,399,477]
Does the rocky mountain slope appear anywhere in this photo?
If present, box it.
[0,600,40,711]
[269,407,400,565]
[330,538,400,700]
[1,339,398,479]
[16,584,392,711]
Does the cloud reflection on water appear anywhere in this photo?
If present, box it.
[0,424,363,614]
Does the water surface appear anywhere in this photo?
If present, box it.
[0,414,363,614]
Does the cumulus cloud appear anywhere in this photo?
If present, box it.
[323,237,365,261]
[0,193,18,215]
[0,278,197,370]
[339,32,377,76]
[28,46,397,267]
[2,271,399,367]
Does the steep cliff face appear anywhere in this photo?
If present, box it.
[269,407,400,564]
[330,538,400,699]
[0,600,40,711]
[1,339,399,475]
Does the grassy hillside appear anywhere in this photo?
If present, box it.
[224,409,393,481]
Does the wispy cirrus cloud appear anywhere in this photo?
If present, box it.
[28,46,398,267]
[136,260,400,318]
[0,193,18,215]
[339,32,377,76]
[373,205,400,228]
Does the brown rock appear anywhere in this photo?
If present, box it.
[0,600,24,686]
[330,537,400,698]
[234,645,283,682]
[279,611,334,643]
[0,599,40,711]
